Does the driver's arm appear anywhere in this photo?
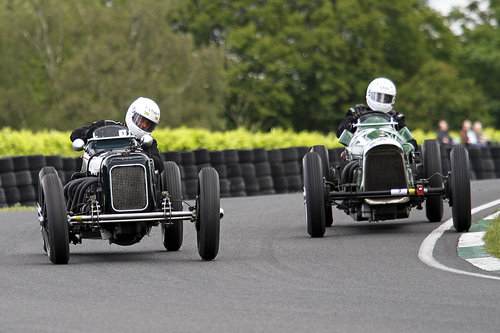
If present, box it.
[145,139,164,173]
[70,120,123,143]
[336,105,367,138]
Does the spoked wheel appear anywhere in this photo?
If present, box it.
[422,140,443,222]
[39,171,69,264]
[161,161,183,251]
[302,152,325,237]
[450,146,471,232]
[310,145,333,227]
[196,167,220,260]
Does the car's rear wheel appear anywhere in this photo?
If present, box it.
[196,167,220,260]
[40,172,69,264]
[310,145,333,227]
[303,152,326,237]
[161,161,183,251]
[450,146,471,232]
[423,140,443,222]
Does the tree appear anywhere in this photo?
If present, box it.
[172,0,464,132]
[397,60,487,131]
[0,0,226,131]
[449,0,500,127]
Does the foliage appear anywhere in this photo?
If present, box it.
[397,60,488,131]
[171,0,470,132]
[448,0,500,127]
[0,0,226,131]
[2,126,496,157]
[484,214,500,259]
[0,204,36,213]
[0,0,498,134]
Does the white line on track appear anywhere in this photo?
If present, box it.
[418,199,500,281]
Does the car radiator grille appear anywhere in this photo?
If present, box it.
[110,165,148,211]
[364,146,407,191]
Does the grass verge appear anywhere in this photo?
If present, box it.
[484,215,500,258]
[0,204,36,213]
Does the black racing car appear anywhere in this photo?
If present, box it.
[37,125,222,264]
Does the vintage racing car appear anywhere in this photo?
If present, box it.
[37,125,222,264]
[303,111,471,237]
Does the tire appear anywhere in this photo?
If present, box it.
[196,167,220,260]
[286,175,302,192]
[62,157,77,172]
[40,173,69,264]
[0,188,7,208]
[238,149,254,164]
[27,155,46,171]
[273,176,288,193]
[12,156,29,171]
[194,149,210,165]
[209,151,224,165]
[19,185,37,202]
[39,167,58,202]
[223,150,239,164]
[161,162,183,251]
[450,146,471,232]
[302,152,326,237]
[45,155,63,169]
[1,172,16,188]
[423,140,443,222]
[181,165,198,180]
[252,148,268,163]
[180,151,195,166]
[226,164,242,178]
[243,177,260,194]
[183,179,198,199]
[0,157,14,173]
[280,147,298,162]
[240,163,256,178]
[214,165,228,179]
[255,162,271,177]
[267,150,282,164]
[4,187,20,205]
[219,178,231,197]
[311,145,333,227]
[283,161,300,176]
[161,151,181,165]
[15,171,32,186]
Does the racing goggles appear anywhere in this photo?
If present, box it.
[132,113,157,132]
[369,92,395,104]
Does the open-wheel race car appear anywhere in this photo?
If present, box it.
[37,125,222,264]
[302,111,471,237]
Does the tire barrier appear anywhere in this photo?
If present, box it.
[0,155,82,208]
[1,143,500,206]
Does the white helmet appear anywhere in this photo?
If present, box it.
[125,97,160,139]
[366,77,396,113]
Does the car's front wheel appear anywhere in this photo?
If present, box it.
[40,171,69,264]
[196,167,220,260]
[422,140,443,222]
[450,146,471,232]
[303,152,326,237]
[310,145,333,227]
[161,161,183,251]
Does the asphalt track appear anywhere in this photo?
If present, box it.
[1,180,500,332]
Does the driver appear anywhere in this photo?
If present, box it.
[336,77,417,149]
[70,97,164,172]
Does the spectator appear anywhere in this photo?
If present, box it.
[472,121,489,146]
[459,119,478,146]
[436,120,455,146]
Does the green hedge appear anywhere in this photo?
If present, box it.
[0,126,497,158]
